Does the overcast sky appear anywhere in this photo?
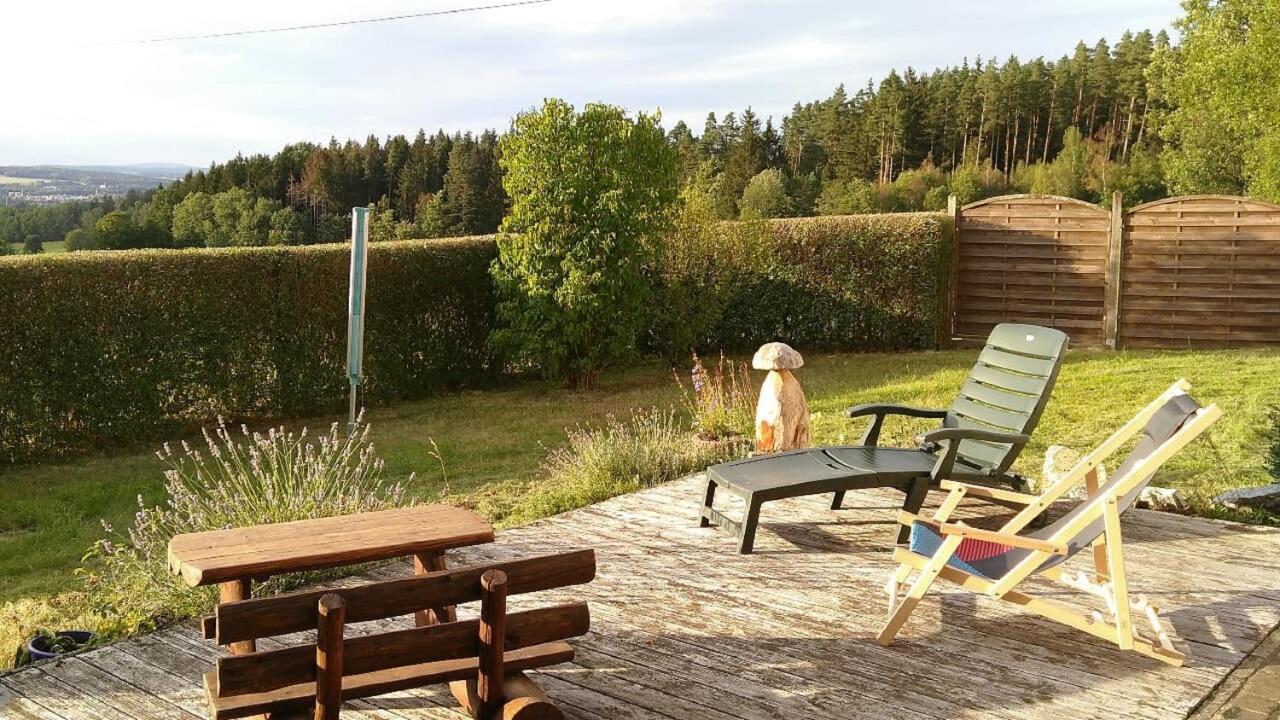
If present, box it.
[1,0,1181,167]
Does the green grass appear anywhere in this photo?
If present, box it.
[0,175,40,184]
[1,347,1277,608]
[6,241,66,254]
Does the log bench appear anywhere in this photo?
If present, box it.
[168,505,497,654]
[199,549,596,720]
[169,506,595,719]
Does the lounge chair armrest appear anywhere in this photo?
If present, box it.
[920,428,1030,482]
[918,428,1030,445]
[845,403,949,420]
[937,522,1067,555]
[938,480,1039,505]
[845,404,948,446]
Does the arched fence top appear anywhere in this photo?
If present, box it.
[962,194,1107,214]
[949,192,1280,350]
[1128,194,1280,214]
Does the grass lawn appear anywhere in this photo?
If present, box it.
[6,241,66,254]
[1,347,1277,659]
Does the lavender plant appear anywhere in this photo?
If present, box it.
[675,352,756,441]
[81,417,409,637]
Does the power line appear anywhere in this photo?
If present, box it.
[96,0,551,46]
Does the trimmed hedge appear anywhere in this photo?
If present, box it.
[0,213,949,462]
[715,214,950,351]
[650,213,951,355]
[0,238,496,462]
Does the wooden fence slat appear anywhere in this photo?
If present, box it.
[950,193,1280,348]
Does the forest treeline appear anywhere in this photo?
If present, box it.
[4,0,1277,253]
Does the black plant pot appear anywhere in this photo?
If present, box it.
[26,631,95,662]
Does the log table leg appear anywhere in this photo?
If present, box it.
[414,551,457,626]
[218,579,255,654]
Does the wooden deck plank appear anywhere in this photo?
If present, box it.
[5,476,1280,720]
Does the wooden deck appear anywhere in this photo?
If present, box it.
[4,475,1280,719]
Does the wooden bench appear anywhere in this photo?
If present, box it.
[168,505,496,654]
[201,548,596,720]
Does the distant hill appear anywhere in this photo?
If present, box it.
[64,163,193,177]
[0,164,193,204]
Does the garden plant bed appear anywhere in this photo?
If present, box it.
[4,476,1280,719]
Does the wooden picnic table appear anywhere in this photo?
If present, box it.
[168,504,494,654]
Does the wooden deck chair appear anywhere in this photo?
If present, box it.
[876,380,1221,666]
[701,323,1068,552]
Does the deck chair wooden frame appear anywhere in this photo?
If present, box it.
[876,380,1221,667]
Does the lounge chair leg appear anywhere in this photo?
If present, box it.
[878,535,962,645]
[699,477,718,528]
[739,495,764,554]
[830,491,845,510]
[897,479,930,544]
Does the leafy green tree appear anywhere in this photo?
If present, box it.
[268,207,306,245]
[94,211,144,250]
[1035,127,1091,199]
[64,228,96,252]
[738,169,792,219]
[172,192,216,247]
[491,99,678,388]
[23,234,43,254]
[1158,0,1280,200]
[817,178,876,215]
[413,193,447,237]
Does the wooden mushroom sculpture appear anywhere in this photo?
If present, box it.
[753,342,810,453]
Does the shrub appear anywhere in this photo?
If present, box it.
[817,178,877,215]
[64,227,97,251]
[491,99,679,388]
[739,169,793,220]
[646,183,770,360]
[0,238,497,462]
[502,408,744,524]
[675,353,755,441]
[80,418,408,637]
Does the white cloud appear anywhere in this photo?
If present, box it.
[0,0,1180,165]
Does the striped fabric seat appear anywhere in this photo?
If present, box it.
[908,521,1016,579]
[908,391,1204,581]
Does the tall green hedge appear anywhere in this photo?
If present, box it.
[649,213,951,356]
[718,214,950,350]
[0,238,496,462]
[0,213,949,462]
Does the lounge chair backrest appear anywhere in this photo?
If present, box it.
[1029,392,1202,564]
[945,323,1069,475]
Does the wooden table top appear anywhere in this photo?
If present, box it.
[167,505,494,587]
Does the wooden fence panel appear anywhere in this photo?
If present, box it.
[955,195,1110,345]
[1119,195,1280,348]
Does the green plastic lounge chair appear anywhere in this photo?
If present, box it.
[877,380,1220,666]
[699,323,1068,553]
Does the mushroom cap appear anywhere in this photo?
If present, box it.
[753,342,804,370]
